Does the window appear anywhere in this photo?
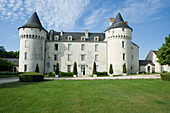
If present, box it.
[112,30,114,34]
[108,30,110,33]
[24,52,27,60]
[81,37,85,41]
[25,40,28,47]
[95,54,98,61]
[132,55,133,60]
[95,44,98,51]
[81,44,85,51]
[24,65,27,72]
[68,54,71,61]
[68,44,71,51]
[81,55,85,61]
[94,37,99,41]
[122,28,124,31]
[54,36,59,41]
[68,36,72,41]
[122,41,125,48]
[96,65,98,71]
[54,44,58,51]
[123,53,125,60]
[54,55,58,61]
[67,65,71,72]
[53,65,56,72]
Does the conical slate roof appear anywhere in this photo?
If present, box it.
[106,13,133,31]
[18,12,47,32]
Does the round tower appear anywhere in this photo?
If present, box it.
[105,13,133,74]
[18,12,47,73]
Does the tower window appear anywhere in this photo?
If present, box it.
[122,28,125,31]
[53,65,56,72]
[95,54,98,61]
[24,65,27,72]
[25,40,28,47]
[68,44,71,51]
[24,52,27,60]
[67,65,71,72]
[54,44,58,51]
[68,54,71,61]
[132,55,133,60]
[81,44,85,51]
[54,55,58,61]
[123,53,125,60]
[81,55,85,61]
[122,41,125,48]
[95,44,99,51]
[68,36,72,41]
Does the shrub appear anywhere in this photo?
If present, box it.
[109,64,113,74]
[0,58,14,71]
[97,72,108,76]
[93,62,97,75]
[123,63,127,73]
[162,71,168,73]
[55,63,59,75]
[59,72,73,77]
[73,62,77,75]
[47,72,55,77]
[160,73,170,81]
[35,64,39,73]
[19,72,44,82]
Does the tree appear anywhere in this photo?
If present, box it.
[0,58,14,71]
[73,62,77,75]
[0,46,7,58]
[93,62,97,75]
[157,34,170,66]
[109,64,113,74]
[123,63,127,73]
[55,63,59,75]
[0,46,19,58]
[35,64,39,73]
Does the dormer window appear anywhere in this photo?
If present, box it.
[94,36,99,41]
[81,36,85,41]
[54,35,59,41]
[122,28,125,31]
[68,36,72,41]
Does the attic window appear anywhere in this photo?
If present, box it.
[122,28,124,31]
[94,36,99,41]
[68,36,72,41]
[54,35,59,41]
[81,36,85,41]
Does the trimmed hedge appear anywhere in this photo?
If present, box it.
[19,72,44,82]
[160,73,170,81]
[97,72,108,76]
[47,72,55,77]
[0,72,23,75]
[59,72,73,77]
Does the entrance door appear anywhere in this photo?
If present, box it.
[148,66,150,73]
[81,65,85,75]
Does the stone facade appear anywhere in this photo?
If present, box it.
[18,12,139,75]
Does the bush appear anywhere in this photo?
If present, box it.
[59,72,73,77]
[97,72,108,76]
[55,63,59,75]
[162,71,168,73]
[160,73,170,81]
[35,64,39,73]
[47,72,55,77]
[123,63,127,73]
[73,62,77,75]
[93,62,97,75]
[19,72,44,82]
[0,58,14,71]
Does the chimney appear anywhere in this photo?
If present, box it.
[125,21,128,25]
[109,18,114,26]
[85,30,88,38]
[60,30,63,36]
[49,29,54,40]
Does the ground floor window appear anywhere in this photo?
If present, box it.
[67,65,71,72]
[53,65,56,72]
[24,65,27,72]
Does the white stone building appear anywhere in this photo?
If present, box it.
[139,50,170,73]
[18,12,139,75]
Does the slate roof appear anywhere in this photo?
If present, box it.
[48,31,105,42]
[4,58,19,66]
[106,13,133,31]
[139,60,155,66]
[18,12,47,32]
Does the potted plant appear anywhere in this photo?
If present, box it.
[73,62,77,77]
[123,63,127,76]
[109,64,113,77]
[93,62,97,77]
[55,63,59,77]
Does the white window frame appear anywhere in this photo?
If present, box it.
[54,35,59,41]
[95,54,98,61]
[95,44,99,51]
[81,36,85,41]
[94,36,99,41]
[81,55,85,61]
[68,54,71,61]
[68,36,72,41]
[54,54,58,61]
[68,44,71,51]
[24,52,27,60]
[122,41,125,48]
[81,44,85,51]
[67,65,71,72]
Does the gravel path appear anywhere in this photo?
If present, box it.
[0,77,19,84]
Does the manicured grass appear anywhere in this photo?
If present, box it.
[0,75,17,78]
[0,79,170,113]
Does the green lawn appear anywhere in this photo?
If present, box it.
[0,79,170,113]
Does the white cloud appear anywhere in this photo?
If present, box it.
[0,0,90,31]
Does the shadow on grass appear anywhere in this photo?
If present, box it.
[0,79,54,89]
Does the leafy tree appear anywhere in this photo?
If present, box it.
[0,46,7,58]
[109,64,113,74]
[0,46,19,58]
[35,64,39,73]
[157,34,170,66]
[55,63,59,75]
[73,62,77,75]
[0,58,14,71]
[93,62,97,75]
[123,63,127,73]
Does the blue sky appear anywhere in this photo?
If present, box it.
[0,0,170,59]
